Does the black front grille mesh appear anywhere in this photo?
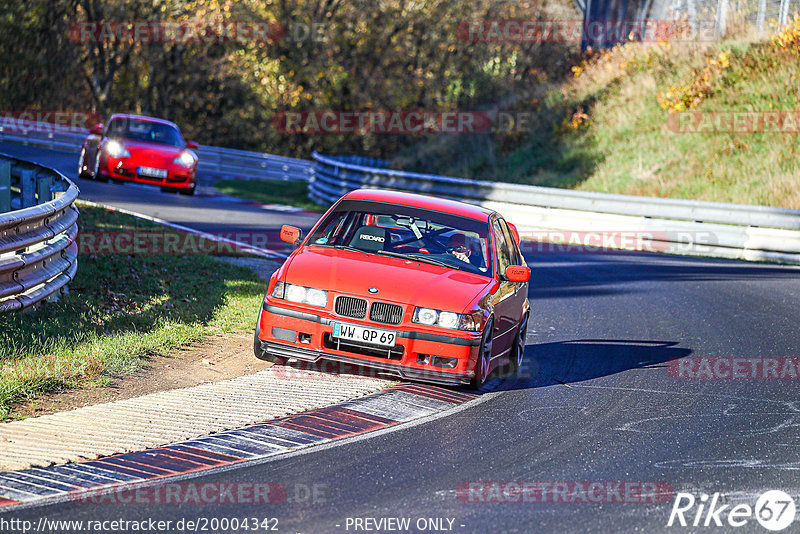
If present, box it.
[369,301,403,325]
[335,296,368,318]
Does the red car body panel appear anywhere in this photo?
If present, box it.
[79,114,197,192]
[254,189,530,386]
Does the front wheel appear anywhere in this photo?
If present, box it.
[93,152,108,182]
[470,318,493,389]
[77,148,90,179]
[504,312,528,375]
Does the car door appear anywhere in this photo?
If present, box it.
[498,217,528,324]
[489,217,519,358]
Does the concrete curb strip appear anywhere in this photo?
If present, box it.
[0,384,479,508]
[0,367,392,473]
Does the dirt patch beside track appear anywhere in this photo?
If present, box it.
[11,330,272,420]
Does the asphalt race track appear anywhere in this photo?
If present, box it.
[3,141,800,532]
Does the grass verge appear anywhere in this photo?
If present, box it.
[215,179,326,212]
[0,205,265,420]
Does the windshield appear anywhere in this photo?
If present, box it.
[106,118,184,147]
[307,199,492,276]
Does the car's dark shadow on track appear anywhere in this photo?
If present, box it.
[501,339,691,390]
[274,340,685,395]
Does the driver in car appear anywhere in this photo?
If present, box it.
[446,233,471,263]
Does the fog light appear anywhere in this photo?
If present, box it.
[272,327,296,342]
[432,356,457,369]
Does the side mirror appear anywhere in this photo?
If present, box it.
[280,225,302,245]
[504,265,530,283]
[186,140,199,149]
[90,123,104,135]
[507,222,520,245]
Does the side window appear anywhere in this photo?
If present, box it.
[499,219,521,265]
[310,212,347,245]
[492,220,512,276]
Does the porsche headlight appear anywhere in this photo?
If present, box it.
[413,307,479,331]
[276,283,328,308]
[173,150,197,168]
[105,140,130,158]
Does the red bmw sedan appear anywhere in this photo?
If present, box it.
[254,189,530,388]
[78,113,199,195]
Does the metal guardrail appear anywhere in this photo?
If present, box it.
[311,152,800,264]
[0,153,79,312]
[0,121,312,184]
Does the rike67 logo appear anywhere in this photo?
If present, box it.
[668,490,796,531]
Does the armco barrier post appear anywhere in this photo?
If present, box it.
[0,160,10,213]
[36,174,53,204]
[20,169,36,208]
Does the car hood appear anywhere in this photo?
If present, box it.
[283,247,494,312]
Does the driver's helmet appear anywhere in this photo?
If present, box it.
[446,232,471,257]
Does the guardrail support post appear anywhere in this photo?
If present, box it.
[20,170,36,208]
[0,161,10,213]
[36,174,53,204]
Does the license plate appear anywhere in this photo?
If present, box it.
[138,166,168,178]
[332,322,396,347]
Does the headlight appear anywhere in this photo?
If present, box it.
[412,307,479,331]
[306,288,327,307]
[173,150,197,168]
[275,283,328,308]
[105,140,130,158]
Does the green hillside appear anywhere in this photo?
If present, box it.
[402,17,800,209]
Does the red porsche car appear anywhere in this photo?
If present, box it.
[78,113,199,195]
[254,189,530,388]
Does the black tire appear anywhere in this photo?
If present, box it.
[111,179,125,185]
[253,328,288,365]
[93,152,108,182]
[179,186,196,196]
[77,148,90,179]
[504,312,528,375]
[470,318,494,389]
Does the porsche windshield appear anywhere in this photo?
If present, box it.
[106,118,184,147]
[307,200,492,276]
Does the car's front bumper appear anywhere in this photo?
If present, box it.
[98,156,196,189]
[257,302,481,386]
